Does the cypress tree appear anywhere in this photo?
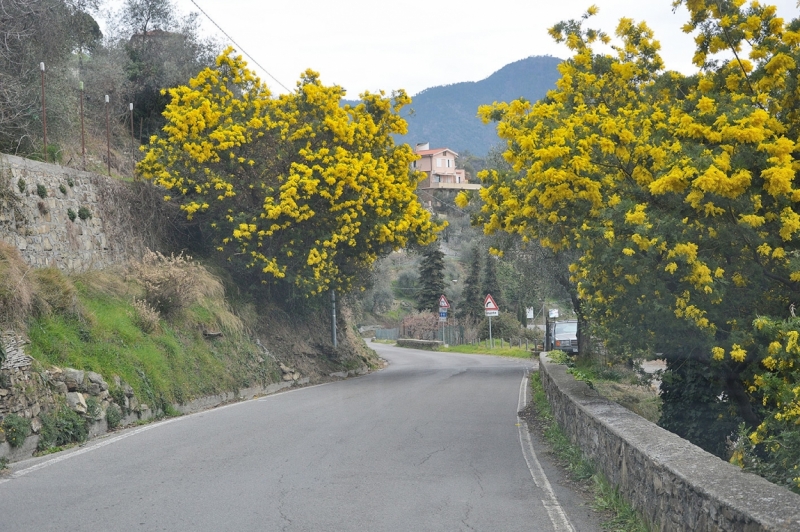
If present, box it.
[458,246,483,320]
[415,242,446,312]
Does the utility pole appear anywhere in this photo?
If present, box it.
[129,103,135,179]
[80,81,85,170]
[40,62,47,163]
[105,95,111,176]
[330,289,337,349]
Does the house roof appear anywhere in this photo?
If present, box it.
[415,148,459,156]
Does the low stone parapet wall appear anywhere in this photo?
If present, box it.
[395,339,442,350]
[539,354,800,531]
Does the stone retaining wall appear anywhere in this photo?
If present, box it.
[0,153,172,272]
[539,354,800,532]
[395,339,442,350]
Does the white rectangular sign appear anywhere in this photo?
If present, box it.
[485,310,499,317]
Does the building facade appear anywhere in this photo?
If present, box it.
[412,143,481,191]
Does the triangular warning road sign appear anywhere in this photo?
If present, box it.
[484,294,498,310]
[438,295,450,309]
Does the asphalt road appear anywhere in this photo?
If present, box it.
[0,344,599,531]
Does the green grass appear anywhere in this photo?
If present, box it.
[439,343,534,359]
[529,372,651,532]
[25,275,272,411]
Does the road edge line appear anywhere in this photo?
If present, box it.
[517,372,576,532]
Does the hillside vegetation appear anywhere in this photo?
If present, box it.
[0,241,377,412]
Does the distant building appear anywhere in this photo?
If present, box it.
[412,142,481,191]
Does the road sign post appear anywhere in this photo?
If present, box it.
[484,294,499,349]
[438,295,450,344]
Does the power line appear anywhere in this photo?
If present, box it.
[188,0,292,93]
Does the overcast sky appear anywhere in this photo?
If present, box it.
[121,0,800,96]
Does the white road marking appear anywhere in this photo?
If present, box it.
[517,372,576,532]
[0,416,186,484]
[0,379,343,484]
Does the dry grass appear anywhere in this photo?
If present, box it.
[0,240,33,327]
[73,267,130,299]
[124,250,242,334]
[129,297,160,333]
[30,267,81,317]
[129,250,203,318]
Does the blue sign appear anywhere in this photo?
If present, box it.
[439,310,447,318]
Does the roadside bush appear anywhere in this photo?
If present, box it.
[105,403,122,430]
[129,297,160,333]
[130,250,202,318]
[479,312,523,341]
[129,251,240,334]
[2,413,31,447]
[37,406,88,451]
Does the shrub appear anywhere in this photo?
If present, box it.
[479,311,524,341]
[37,405,88,451]
[17,178,25,193]
[130,250,205,318]
[85,396,101,419]
[130,297,160,333]
[59,184,67,195]
[67,177,74,187]
[109,387,127,411]
[67,208,76,222]
[36,184,47,199]
[2,413,31,448]
[77,207,91,220]
[105,403,123,430]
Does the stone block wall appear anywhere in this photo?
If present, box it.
[539,354,800,532]
[0,153,170,272]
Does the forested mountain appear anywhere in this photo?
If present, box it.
[401,56,563,156]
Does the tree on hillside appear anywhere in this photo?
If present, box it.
[415,242,446,312]
[0,0,102,156]
[465,1,800,471]
[482,253,501,310]
[457,245,483,321]
[139,48,441,301]
[110,0,218,143]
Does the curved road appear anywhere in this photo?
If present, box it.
[0,343,598,531]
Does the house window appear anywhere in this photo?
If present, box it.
[437,158,442,167]
[411,161,416,169]
[446,159,452,168]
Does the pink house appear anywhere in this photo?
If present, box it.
[411,143,481,191]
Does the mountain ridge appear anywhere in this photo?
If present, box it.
[359,55,563,156]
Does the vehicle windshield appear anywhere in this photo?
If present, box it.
[554,322,577,334]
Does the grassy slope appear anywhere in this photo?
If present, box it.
[25,271,273,407]
[13,259,373,411]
